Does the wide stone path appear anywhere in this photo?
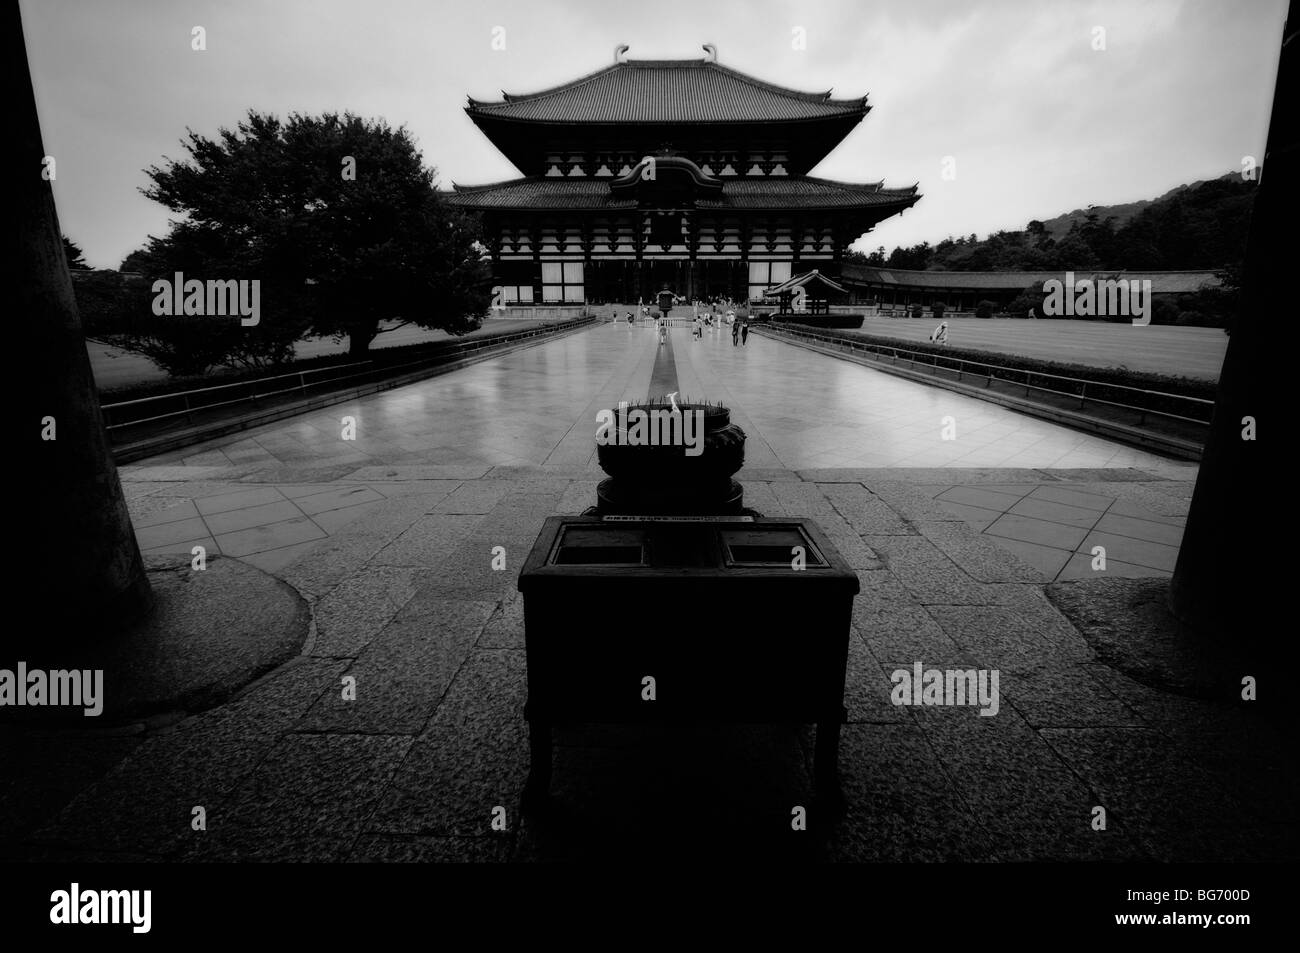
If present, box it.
[124,323,1193,578]
[3,322,1292,862]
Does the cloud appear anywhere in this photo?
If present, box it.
[20,0,1285,267]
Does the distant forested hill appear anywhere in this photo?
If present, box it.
[853,172,1257,272]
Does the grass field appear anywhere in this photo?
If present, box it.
[88,317,551,391]
[835,317,1228,381]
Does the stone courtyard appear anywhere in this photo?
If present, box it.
[2,324,1292,862]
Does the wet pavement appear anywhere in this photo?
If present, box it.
[3,321,1292,862]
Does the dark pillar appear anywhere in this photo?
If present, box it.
[1168,3,1292,661]
[15,1,153,636]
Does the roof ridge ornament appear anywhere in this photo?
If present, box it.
[615,44,629,64]
[702,43,717,63]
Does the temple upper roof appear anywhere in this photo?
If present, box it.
[456,49,901,193]
[466,57,869,125]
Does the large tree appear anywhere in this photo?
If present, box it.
[102,223,305,375]
[62,235,89,269]
[139,110,491,358]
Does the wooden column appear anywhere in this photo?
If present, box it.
[16,1,153,637]
[1169,2,1291,668]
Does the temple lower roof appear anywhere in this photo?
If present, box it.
[443,176,920,213]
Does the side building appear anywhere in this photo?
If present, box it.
[838,264,1223,318]
[443,46,919,310]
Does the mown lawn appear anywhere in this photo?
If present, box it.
[836,317,1227,381]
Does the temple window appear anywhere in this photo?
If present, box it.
[542,261,585,302]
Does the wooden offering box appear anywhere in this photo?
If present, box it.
[517,515,859,806]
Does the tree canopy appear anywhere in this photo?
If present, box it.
[124,109,491,368]
[849,174,1257,274]
[62,235,89,270]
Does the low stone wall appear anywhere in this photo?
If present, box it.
[490,305,593,320]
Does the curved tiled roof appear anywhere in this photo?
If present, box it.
[467,58,868,124]
[764,269,849,295]
[444,176,919,212]
[721,177,917,209]
[447,178,626,210]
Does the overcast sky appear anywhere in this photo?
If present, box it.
[22,0,1287,269]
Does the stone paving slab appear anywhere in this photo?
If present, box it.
[986,537,1072,579]
[1081,530,1180,573]
[368,514,482,567]
[1006,495,1102,528]
[1036,727,1283,862]
[346,834,514,863]
[131,497,201,527]
[828,722,997,862]
[0,731,144,859]
[368,651,529,838]
[342,465,491,481]
[28,659,347,857]
[864,537,1001,606]
[297,597,495,735]
[309,566,423,658]
[13,452,1289,861]
[842,635,910,725]
[180,733,412,862]
[998,662,1145,728]
[908,708,1149,861]
[927,604,1093,671]
[514,724,819,862]
[914,521,1048,583]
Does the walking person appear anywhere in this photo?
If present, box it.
[731,319,740,346]
[741,319,749,346]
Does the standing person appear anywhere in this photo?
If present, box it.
[741,320,750,346]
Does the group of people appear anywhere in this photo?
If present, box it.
[624,311,749,347]
[731,318,749,346]
[614,287,753,347]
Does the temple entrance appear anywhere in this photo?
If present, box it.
[640,260,686,303]
[585,259,750,306]
[692,260,746,302]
